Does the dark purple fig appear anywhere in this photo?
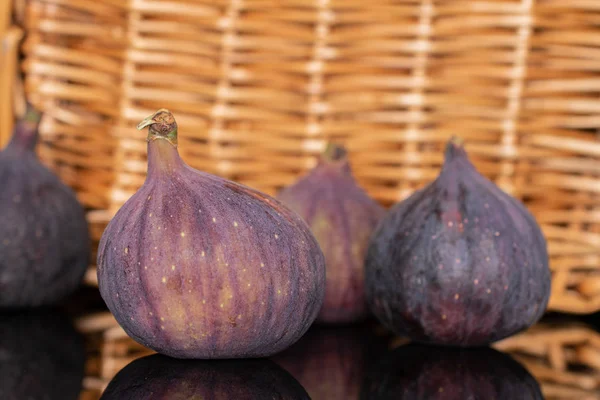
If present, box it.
[365,137,551,346]
[0,309,85,400]
[97,109,326,359]
[277,143,385,324]
[272,324,386,400]
[100,354,310,400]
[361,344,543,399]
[0,108,90,308]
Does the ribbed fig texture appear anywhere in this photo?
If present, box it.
[0,111,90,307]
[100,354,310,400]
[277,144,385,323]
[365,138,551,346]
[98,109,326,359]
[361,344,543,399]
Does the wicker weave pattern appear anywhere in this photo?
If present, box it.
[494,323,600,400]
[21,0,127,209]
[18,0,600,313]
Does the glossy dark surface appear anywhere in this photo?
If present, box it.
[0,309,85,400]
[272,324,387,400]
[361,343,543,399]
[100,354,310,400]
[1,294,599,400]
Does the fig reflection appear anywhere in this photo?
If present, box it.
[100,354,310,399]
[361,343,543,400]
[0,310,85,400]
[273,324,387,400]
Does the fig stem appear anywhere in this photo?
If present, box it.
[321,142,348,162]
[9,103,42,151]
[137,109,178,146]
[444,136,470,165]
[449,136,464,147]
[23,103,42,124]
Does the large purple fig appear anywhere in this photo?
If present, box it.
[100,355,310,400]
[365,137,551,346]
[97,109,326,359]
[361,344,543,399]
[0,108,90,307]
[277,144,385,323]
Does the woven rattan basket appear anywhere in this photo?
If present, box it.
[5,0,600,313]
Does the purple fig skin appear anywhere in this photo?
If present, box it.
[0,108,90,307]
[97,109,326,359]
[100,354,310,400]
[365,137,551,346]
[277,144,385,324]
[361,344,543,399]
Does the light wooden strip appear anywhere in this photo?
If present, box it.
[84,267,98,287]
[75,312,118,333]
[0,27,24,148]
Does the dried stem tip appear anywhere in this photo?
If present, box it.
[23,103,42,124]
[10,103,43,151]
[444,136,467,162]
[449,136,464,147]
[321,142,348,162]
[137,109,178,145]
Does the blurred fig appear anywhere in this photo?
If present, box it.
[278,143,385,323]
[0,107,90,308]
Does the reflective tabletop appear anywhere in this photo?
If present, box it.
[1,289,598,400]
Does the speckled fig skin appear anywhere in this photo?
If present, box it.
[0,109,90,307]
[97,109,326,359]
[100,354,310,400]
[365,137,551,346]
[361,344,543,399]
[277,144,385,324]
